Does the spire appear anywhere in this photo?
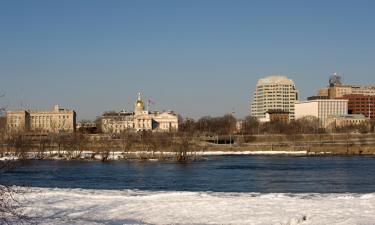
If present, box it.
[137,92,142,101]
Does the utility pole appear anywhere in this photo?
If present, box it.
[230,109,235,148]
[368,97,372,119]
[368,97,372,132]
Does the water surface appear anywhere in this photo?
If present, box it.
[1,155,375,193]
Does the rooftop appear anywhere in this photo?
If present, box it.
[257,75,295,86]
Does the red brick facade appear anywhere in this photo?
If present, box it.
[337,94,375,119]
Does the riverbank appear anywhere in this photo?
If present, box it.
[1,146,374,162]
[2,133,375,161]
[0,150,311,161]
[11,187,375,225]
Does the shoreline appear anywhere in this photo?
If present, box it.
[1,149,374,162]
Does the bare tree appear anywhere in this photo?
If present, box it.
[1,160,34,224]
[0,93,32,224]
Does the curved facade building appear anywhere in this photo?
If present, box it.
[251,75,298,121]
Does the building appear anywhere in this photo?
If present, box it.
[317,87,329,97]
[295,99,348,127]
[337,94,375,119]
[101,93,179,133]
[314,73,375,99]
[251,75,298,121]
[325,114,369,130]
[6,105,76,133]
[267,109,290,123]
[76,121,98,134]
[307,95,329,101]
[6,110,30,132]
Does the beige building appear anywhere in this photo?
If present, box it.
[325,114,369,130]
[6,105,76,133]
[6,110,30,132]
[328,85,375,98]
[295,99,348,127]
[315,74,375,99]
[317,87,329,97]
[251,75,298,120]
[101,93,179,133]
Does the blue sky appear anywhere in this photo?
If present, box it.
[1,0,375,120]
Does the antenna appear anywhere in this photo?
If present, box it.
[329,72,342,87]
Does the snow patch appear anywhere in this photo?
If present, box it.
[16,188,375,225]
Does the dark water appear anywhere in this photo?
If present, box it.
[1,156,375,193]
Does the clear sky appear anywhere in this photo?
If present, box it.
[1,0,375,120]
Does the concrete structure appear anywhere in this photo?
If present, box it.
[251,75,298,121]
[101,93,179,133]
[295,99,348,127]
[337,94,375,119]
[325,114,369,130]
[6,105,76,133]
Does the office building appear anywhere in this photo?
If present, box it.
[251,75,298,120]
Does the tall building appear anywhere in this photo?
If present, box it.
[295,99,348,127]
[6,105,76,133]
[251,75,298,120]
[101,93,179,133]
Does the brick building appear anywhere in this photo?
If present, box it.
[337,94,375,119]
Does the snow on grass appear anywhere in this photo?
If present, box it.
[18,188,375,225]
[0,150,308,161]
[199,150,307,155]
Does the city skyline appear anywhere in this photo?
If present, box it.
[1,0,375,120]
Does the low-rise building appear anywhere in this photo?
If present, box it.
[6,105,76,133]
[101,93,179,133]
[295,99,348,127]
[266,109,290,123]
[325,114,369,129]
[76,121,98,133]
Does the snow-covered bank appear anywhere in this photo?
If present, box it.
[200,150,307,155]
[0,150,308,161]
[18,188,375,225]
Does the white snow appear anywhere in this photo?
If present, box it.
[17,187,375,225]
[0,155,19,161]
[0,150,308,161]
[199,150,307,155]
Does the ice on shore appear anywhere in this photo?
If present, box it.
[0,150,308,161]
[17,187,375,225]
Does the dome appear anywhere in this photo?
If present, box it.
[135,92,145,112]
[136,100,144,108]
